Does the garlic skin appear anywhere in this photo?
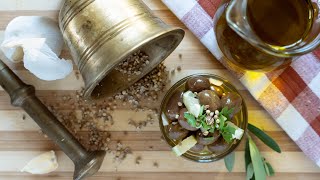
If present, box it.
[0,16,73,81]
[21,151,58,174]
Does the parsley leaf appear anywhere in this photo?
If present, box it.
[199,105,204,116]
[220,107,234,120]
[209,126,215,133]
[201,120,211,131]
[219,114,227,128]
[184,112,197,128]
[223,124,236,134]
[219,115,236,143]
[222,132,233,143]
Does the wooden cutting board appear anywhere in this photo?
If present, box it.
[0,0,319,179]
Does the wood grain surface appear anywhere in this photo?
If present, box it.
[0,0,319,180]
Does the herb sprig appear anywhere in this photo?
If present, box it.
[224,123,281,180]
[184,106,240,142]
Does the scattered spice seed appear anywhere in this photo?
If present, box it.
[153,162,159,168]
[179,53,182,59]
[75,71,80,80]
[115,50,149,78]
[177,66,182,71]
[22,114,26,120]
[135,156,142,165]
[43,52,170,162]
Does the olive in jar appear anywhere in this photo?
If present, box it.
[165,91,184,120]
[178,108,199,131]
[186,76,210,92]
[196,130,221,145]
[190,143,205,152]
[167,123,189,141]
[198,90,222,111]
[207,137,229,154]
[220,92,242,117]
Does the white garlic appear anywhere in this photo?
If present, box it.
[21,150,58,174]
[0,16,73,81]
[209,78,223,86]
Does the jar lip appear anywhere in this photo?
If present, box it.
[159,73,248,163]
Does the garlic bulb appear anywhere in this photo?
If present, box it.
[0,16,73,81]
[21,151,58,174]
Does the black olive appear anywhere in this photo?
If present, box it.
[220,92,242,117]
[190,143,205,152]
[196,130,221,145]
[186,76,210,92]
[207,137,229,154]
[167,123,189,141]
[178,108,199,131]
[165,91,184,120]
[198,90,222,111]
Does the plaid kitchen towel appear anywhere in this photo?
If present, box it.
[162,0,320,167]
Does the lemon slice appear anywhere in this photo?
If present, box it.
[172,135,197,156]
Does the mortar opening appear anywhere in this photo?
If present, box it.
[90,33,181,100]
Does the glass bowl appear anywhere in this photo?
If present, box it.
[159,74,248,162]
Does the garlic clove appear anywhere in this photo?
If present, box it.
[209,78,223,86]
[183,91,201,118]
[0,16,73,81]
[21,150,58,174]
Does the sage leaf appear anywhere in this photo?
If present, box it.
[248,123,281,153]
[245,139,251,170]
[224,152,235,172]
[249,138,266,180]
[246,163,254,180]
[264,161,270,176]
[265,162,275,176]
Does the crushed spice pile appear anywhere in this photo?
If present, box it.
[43,51,174,163]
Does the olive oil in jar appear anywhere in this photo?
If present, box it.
[247,0,312,47]
[216,0,314,71]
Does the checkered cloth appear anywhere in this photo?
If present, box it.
[162,0,320,167]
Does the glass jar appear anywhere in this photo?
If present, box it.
[159,74,248,162]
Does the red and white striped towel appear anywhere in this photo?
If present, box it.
[162,0,320,167]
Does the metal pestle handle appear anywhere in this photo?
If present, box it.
[0,59,105,180]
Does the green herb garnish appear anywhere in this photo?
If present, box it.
[184,112,197,128]
[226,124,281,180]
[220,107,234,120]
[221,123,237,143]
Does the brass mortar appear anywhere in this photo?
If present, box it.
[59,0,185,99]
